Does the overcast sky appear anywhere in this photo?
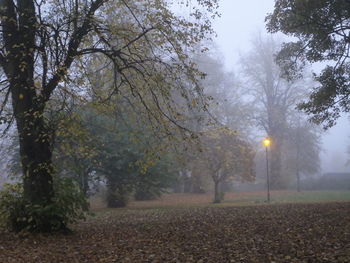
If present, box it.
[212,0,350,174]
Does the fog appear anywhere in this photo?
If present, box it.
[0,2,350,256]
[213,0,350,175]
[321,115,350,173]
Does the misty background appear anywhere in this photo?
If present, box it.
[213,0,350,174]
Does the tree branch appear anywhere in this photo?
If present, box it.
[42,0,107,104]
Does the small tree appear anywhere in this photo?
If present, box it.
[196,128,255,203]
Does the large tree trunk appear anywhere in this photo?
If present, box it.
[17,114,55,206]
[0,0,59,232]
[0,0,103,231]
[10,73,57,232]
[6,0,56,207]
[11,70,57,232]
[269,135,286,189]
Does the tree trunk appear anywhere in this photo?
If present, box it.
[0,0,59,231]
[213,180,221,203]
[0,0,103,231]
[269,136,286,189]
[6,0,55,207]
[12,85,57,232]
[18,116,55,206]
[80,171,90,211]
[80,169,90,197]
[9,43,55,207]
[270,147,282,189]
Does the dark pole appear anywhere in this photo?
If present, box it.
[266,146,270,203]
[296,115,301,192]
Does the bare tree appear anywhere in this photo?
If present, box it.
[283,113,321,191]
[240,35,306,189]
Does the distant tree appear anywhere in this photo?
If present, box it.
[196,128,255,203]
[0,0,218,231]
[194,45,253,133]
[240,35,305,189]
[53,111,99,196]
[78,106,179,207]
[283,115,321,191]
[266,0,350,128]
[134,155,177,201]
[0,132,16,184]
[73,108,137,208]
[174,48,253,194]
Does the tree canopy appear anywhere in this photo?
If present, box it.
[266,0,350,128]
[240,35,306,189]
[196,127,255,203]
[0,0,218,232]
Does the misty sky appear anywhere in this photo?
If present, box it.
[212,0,350,174]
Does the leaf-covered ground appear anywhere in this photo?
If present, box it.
[1,202,349,262]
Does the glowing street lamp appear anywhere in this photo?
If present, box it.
[263,138,271,147]
[263,137,271,203]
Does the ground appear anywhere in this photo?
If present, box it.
[1,191,350,262]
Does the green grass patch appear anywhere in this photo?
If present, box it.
[273,190,350,203]
[221,190,350,205]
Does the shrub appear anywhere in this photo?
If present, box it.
[0,176,88,232]
[134,187,161,201]
[106,186,129,208]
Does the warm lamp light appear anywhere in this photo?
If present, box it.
[263,138,271,147]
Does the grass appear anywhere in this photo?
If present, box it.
[90,190,350,211]
[269,190,350,203]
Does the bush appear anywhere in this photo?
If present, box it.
[0,176,88,232]
[106,187,129,208]
[134,187,161,201]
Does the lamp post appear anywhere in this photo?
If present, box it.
[263,138,271,203]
